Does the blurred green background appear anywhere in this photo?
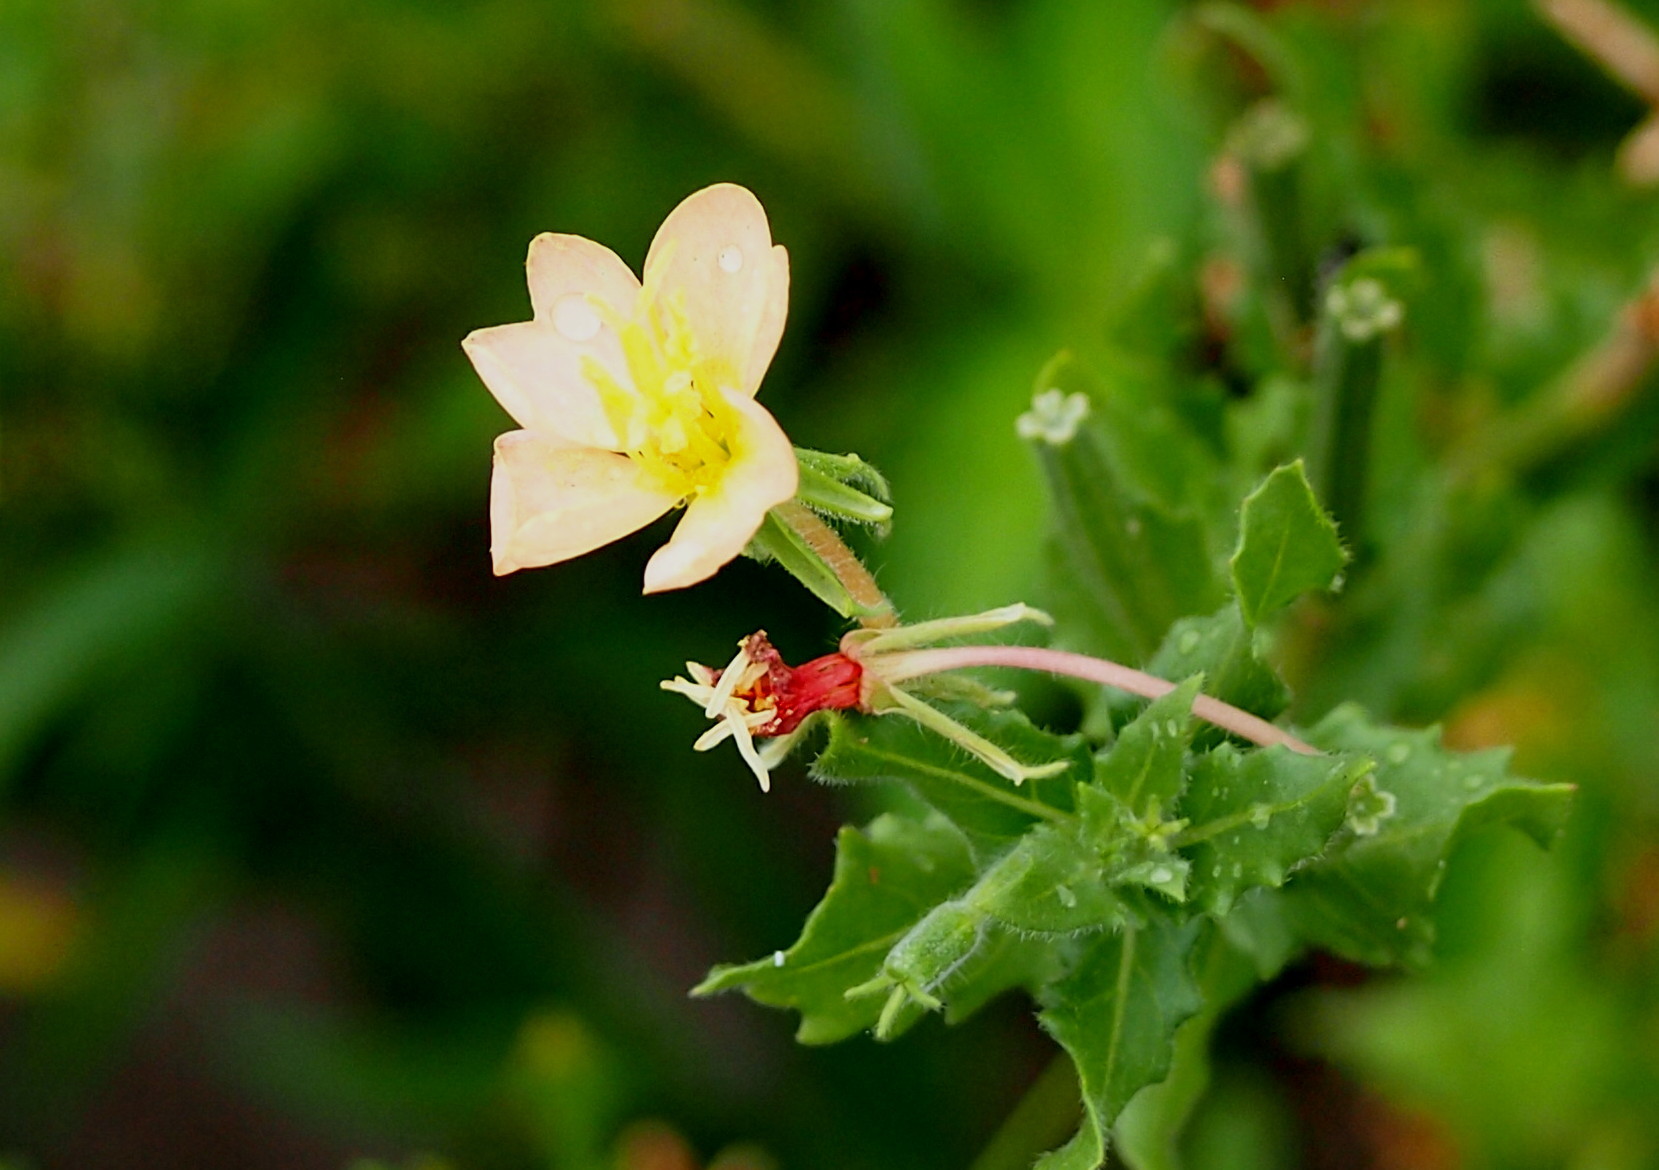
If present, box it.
[3,0,1659,1167]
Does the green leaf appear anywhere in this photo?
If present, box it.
[1229,460,1347,628]
[812,706,1084,860]
[1178,745,1370,916]
[1036,920,1206,1170]
[1141,606,1289,742]
[893,788,1192,1003]
[692,812,974,1044]
[1215,887,1302,981]
[1095,676,1204,819]
[960,820,1140,937]
[1112,928,1264,1170]
[1024,354,1225,664]
[1281,704,1577,968]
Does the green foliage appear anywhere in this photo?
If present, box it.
[1036,922,1206,1170]
[1142,608,1289,738]
[708,286,1578,1167]
[695,813,974,1044]
[1179,747,1367,916]
[1094,677,1203,817]
[745,510,863,617]
[792,448,894,530]
[1022,355,1224,665]
[812,705,1083,859]
[1281,706,1578,969]
[707,444,1569,1160]
[4,0,1655,1167]
[1229,461,1347,628]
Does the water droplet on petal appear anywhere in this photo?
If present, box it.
[553,293,601,341]
[718,245,743,273]
[1248,803,1272,830]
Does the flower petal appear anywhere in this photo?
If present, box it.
[525,232,641,323]
[463,321,625,451]
[744,244,790,395]
[642,184,789,397]
[491,430,678,576]
[642,390,798,593]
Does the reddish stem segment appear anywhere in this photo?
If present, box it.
[872,644,1321,756]
[775,500,898,628]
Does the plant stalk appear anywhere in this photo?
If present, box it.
[873,644,1321,755]
[775,499,897,627]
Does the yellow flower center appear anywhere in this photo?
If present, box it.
[581,287,740,501]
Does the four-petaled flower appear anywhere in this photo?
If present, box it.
[463,184,797,592]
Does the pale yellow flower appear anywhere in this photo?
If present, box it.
[463,184,797,592]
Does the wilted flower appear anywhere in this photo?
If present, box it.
[463,184,797,592]
[661,606,1068,792]
[660,632,864,791]
[664,602,1319,791]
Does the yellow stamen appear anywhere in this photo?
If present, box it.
[584,280,746,503]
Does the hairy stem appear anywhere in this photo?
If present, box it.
[874,645,1321,756]
[775,499,897,627]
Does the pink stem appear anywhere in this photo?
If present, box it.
[874,645,1321,756]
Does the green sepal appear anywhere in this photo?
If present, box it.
[1230,460,1348,627]
[743,510,859,617]
[1178,745,1371,916]
[1036,920,1207,1170]
[793,447,893,530]
[692,811,974,1044]
[1280,704,1577,968]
